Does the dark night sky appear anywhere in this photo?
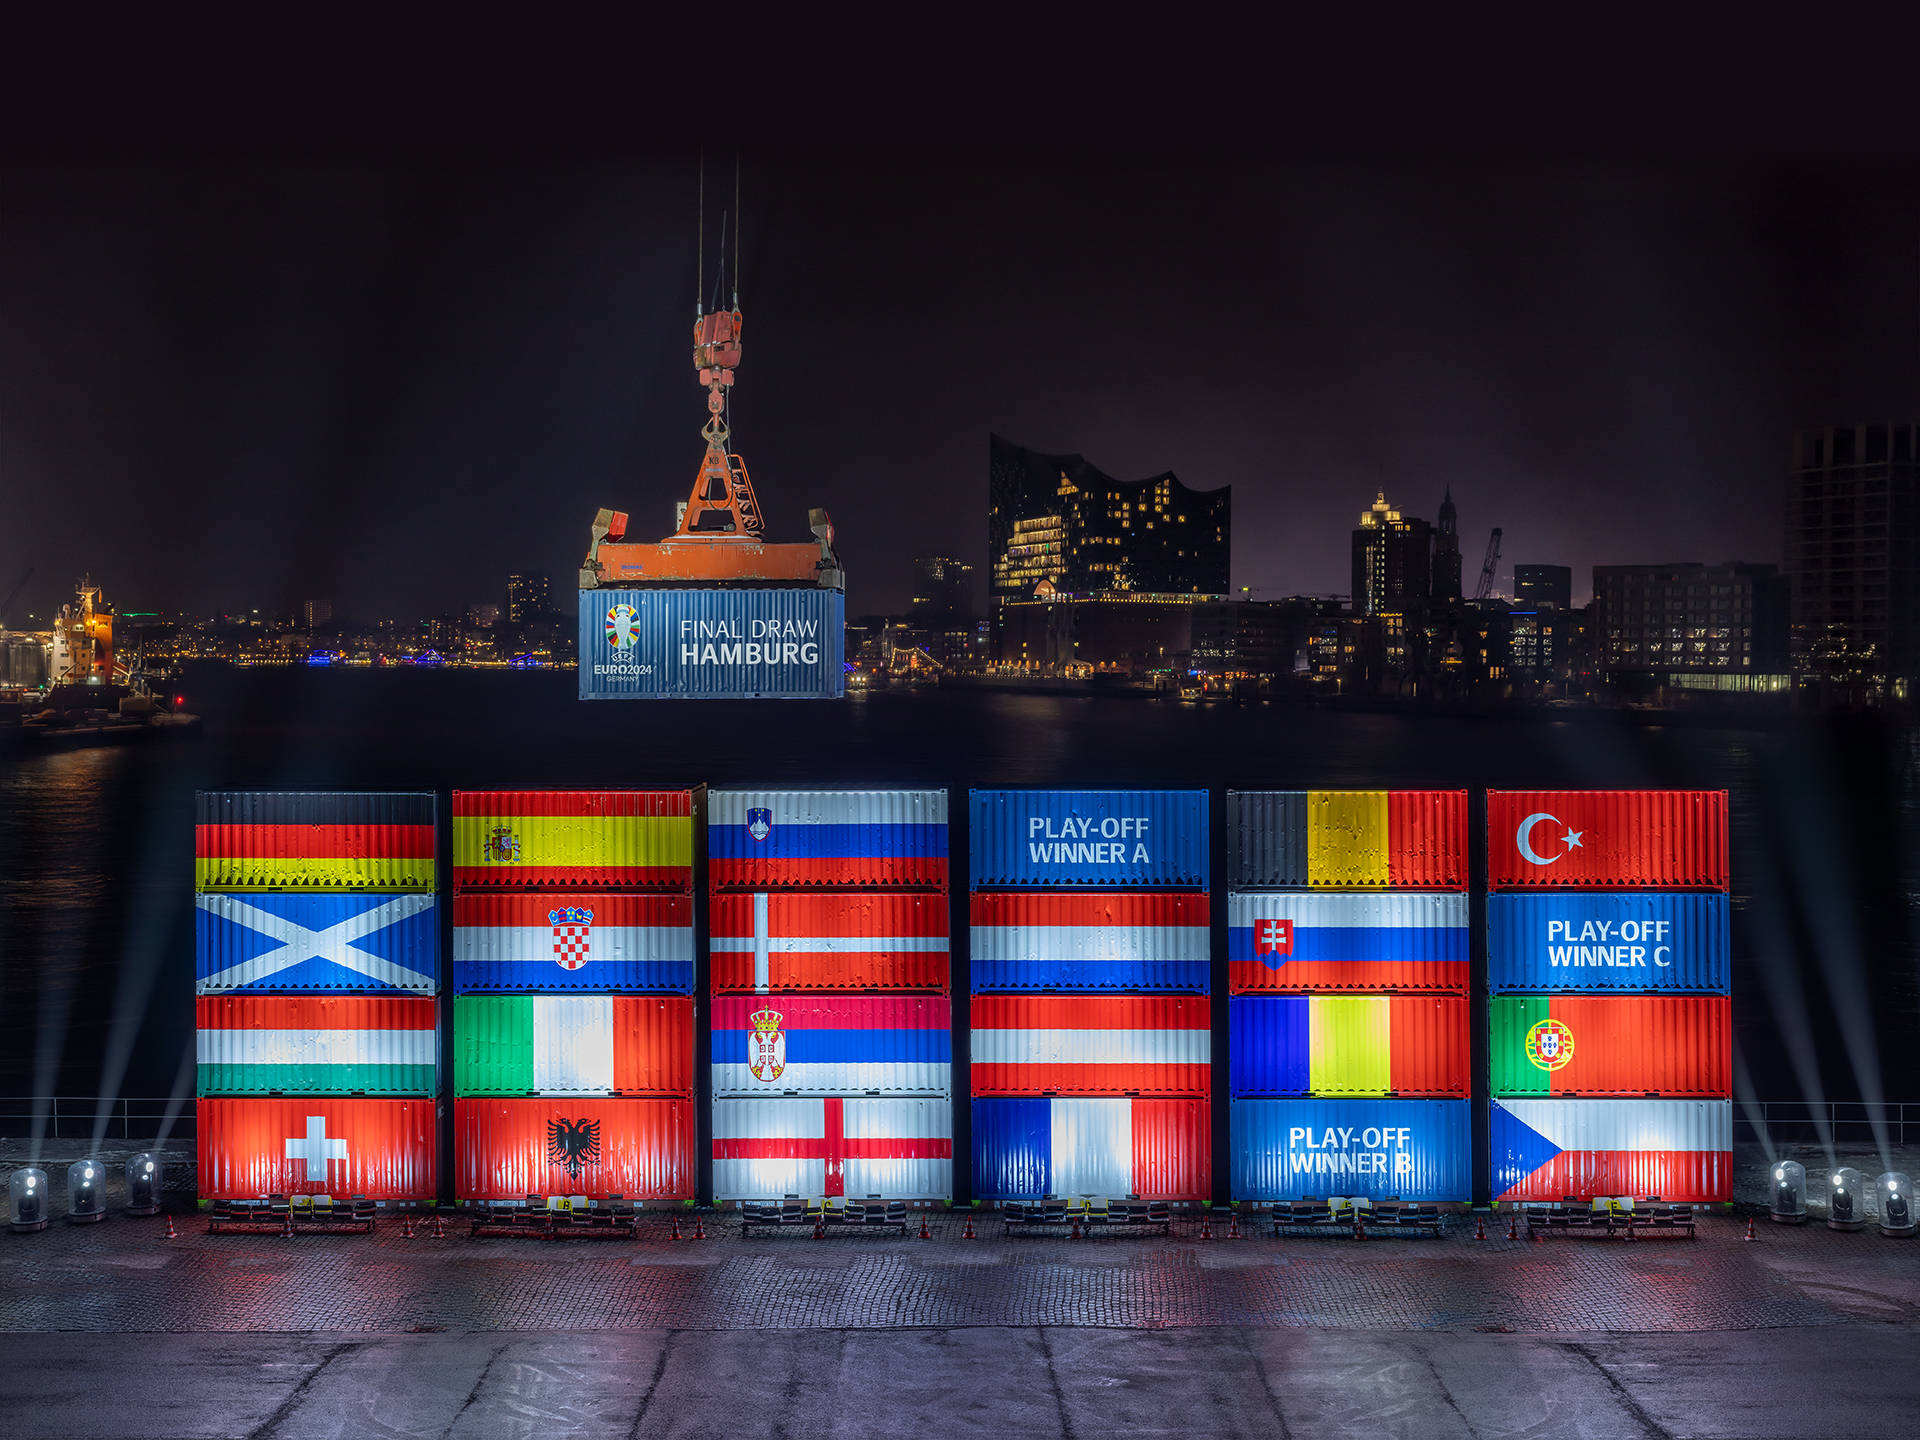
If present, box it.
[2,150,1917,620]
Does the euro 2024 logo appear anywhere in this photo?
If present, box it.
[605,604,641,650]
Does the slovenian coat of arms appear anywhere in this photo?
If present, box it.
[747,807,773,842]
[748,1006,787,1082]
[550,907,594,969]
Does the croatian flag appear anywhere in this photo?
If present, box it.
[196,893,438,995]
[451,894,693,993]
[1227,893,1467,994]
[196,996,437,1096]
[708,791,948,890]
[452,996,693,1096]
[710,996,950,1096]
[970,996,1210,1095]
[711,1097,952,1200]
[1491,1098,1733,1202]
[708,892,950,993]
[971,1097,1210,1200]
[969,893,1209,993]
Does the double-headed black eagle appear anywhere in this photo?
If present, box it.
[547,1117,601,1180]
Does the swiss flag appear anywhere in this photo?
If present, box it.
[1255,919,1293,956]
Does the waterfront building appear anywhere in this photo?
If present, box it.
[1591,562,1790,684]
[1431,489,1463,602]
[910,556,974,619]
[1514,564,1573,611]
[506,573,551,624]
[1351,492,1432,615]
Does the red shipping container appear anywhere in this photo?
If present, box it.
[1487,791,1728,890]
[198,1097,436,1200]
[970,995,1210,1096]
[1130,1098,1213,1200]
[455,1097,695,1200]
[1491,995,1731,1096]
[1387,790,1470,889]
[709,891,950,993]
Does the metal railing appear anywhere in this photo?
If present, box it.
[0,1097,195,1142]
[1733,1101,1919,1147]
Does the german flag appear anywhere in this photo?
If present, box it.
[195,792,436,892]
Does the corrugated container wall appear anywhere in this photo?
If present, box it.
[195,791,437,892]
[969,790,1208,890]
[197,995,437,1096]
[708,790,949,891]
[578,587,845,700]
[970,892,1210,992]
[196,893,439,995]
[711,996,951,1096]
[1226,892,1467,994]
[451,791,693,892]
[971,1097,1210,1200]
[455,1098,695,1200]
[1230,1098,1472,1203]
[1226,790,1468,891]
[1486,893,1730,994]
[451,893,694,993]
[1227,995,1469,1097]
[970,996,1210,1096]
[712,1097,952,1200]
[709,892,949,993]
[198,1098,437,1200]
[1486,791,1729,890]
[1489,996,1731,1097]
[1491,1098,1732,1202]
[453,996,693,1096]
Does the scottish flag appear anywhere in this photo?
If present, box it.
[196,893,438,994]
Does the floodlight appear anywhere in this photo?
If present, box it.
[125,1153,162,1216]
[1877,1173,1915,1238]
[1827,1167,1865,1232]
[9,1168,49,1232]
[66,1159,106,1223]
[1770,1160,1808,1224]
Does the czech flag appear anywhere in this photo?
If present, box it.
[196,996,437,1096]
[452,996,692,1096]
[711,996,951,1096]
[196,791,435,892]
[970,892,1209,993]
[451,894,693,993]
[970,996,1209,1095]
[1227,995,1468,1096]
[708,790,948,890]
[452,790,692,891]
[709,892,949,993]
[712,1097,952,1199]
[972,1097,1210,1200]
[1227,893,1467,994]
[196,893,438,995]
[1491,1098,1732,1202]
[1489,995,1731,1097]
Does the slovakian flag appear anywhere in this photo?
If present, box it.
[196,893,438,995]
[971,1097,1210,1200]
[969,893,1209,993]
[710,996,950,1097]
[451,790,692,891]
[708,791,948,890]
[1227,995,1469,1097]
[1227,893,1467,994]
[970,996,1209,1096]
[195,791,436,892]
[1491,1098,1733,1202]
[451,894,693,993]
[196,996,437,1096]
[708,892,949,993]
[452,996,693,1096]
[712,1097,951,1200]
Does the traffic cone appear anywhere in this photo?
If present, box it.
[693,1216,706,1241]
[164,1213,177,1240]
[962,1216,976,1240]
[1744,1215,1758,1242]
[281,1209,295,1239]
[1228,1213,1241,1241]
[1199,1213,1212,1242]
[918,1212,932,1240]
[812,1214,825,1240]
[670,1214,683,1242]
[1474,1215,1486,1241]
[1070,1215,1082,1241]
[1353,1212,1365,1242]
[431,1211,446,1239]
[1507,1214,1518,1242]
[401,1212,413,1239]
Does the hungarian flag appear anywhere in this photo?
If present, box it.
[971,1096,1209,1200]
[195,791,436,892]
[1227,892,1467,994]
[969,892,1209,992]
[1489,995,1731,1097]
[453,996,692,1096]
[1226,994,1469,1096]
[708,790,948,890]
[711,1097,951,1199]
[196,893,438,995]
[451,893,693,993]
[451,790,692,890]
[709,892,949,993]
[196,995,437,1096]
[970,996,1209,1095]
[1492,1098,1733,1202]
[710,996,950,1097]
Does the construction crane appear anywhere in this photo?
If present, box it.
[0,566,34,626]
[1473,528,1503,600]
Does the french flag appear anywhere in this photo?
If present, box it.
[708,892,950,993]
[710,996,951,1096]
[708,791,948,890]
[1492,1098,1733,1202]
[970,996,1210,1096]
[1227,893,1467,994]
[451,894,693,993]
[970,893,1209,993]
[711,1097,951,1200]
[972,1097,1210,1200]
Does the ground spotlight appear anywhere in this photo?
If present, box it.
[1827,1167,1865,1231]
[1771,1160,1808,1224]
[1877,1173,1915,1238]
[9,1168,50,1232]
[125,1153,161,1216]
[66,1159,107,1223]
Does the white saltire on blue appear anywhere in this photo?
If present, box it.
[199,894,436,991]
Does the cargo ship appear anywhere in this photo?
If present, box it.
[1,578,201,746]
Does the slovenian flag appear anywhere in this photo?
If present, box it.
[451,790,692,891]
[711,1097,952,1199]
[1491,1098,1733,1202]
[970,996,1209,1095]
[709,892,950,993]
[1227,995,1469,1097]
[452,996,692,1096]
[195,791,436,892]
[196,996,437,1096]
[196,893,438,995]
[452,894,693,993]
[708,791,948,890]
[1227,893,1467,994]
[711,996,950,1097]
[970,893,1209,993]
[972,1097,1210,1200]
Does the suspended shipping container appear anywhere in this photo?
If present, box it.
[195,791,436,892]
[712,1097,952,1200]
[1226,995,1469,1097]
[198,1097,436,1200]
[1486,892,1730,994]
[970,996,1210,1096]
[456,1097,695,1200]
[711,995,950,1097]
[451,790,692,891]
[1230,1098,1471,1203]
[969,790,1208,890]
[1488,995,1731,1097]
[196,892,439,995]
[579,587,845,700]
[453,996,693,1096]
[1486,790,1729,890]
[709,790,948,891]
[1225,790,1469,891]
[197,995,437,1096]
[1491,1098,1732,1202]
[971,1097,1210,1201]
[709,891,950,993]
[970,892,1209,993]
[451,893,694,993]
[1226,892,1467,994]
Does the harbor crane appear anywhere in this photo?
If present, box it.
[0,566,34,626]
[1473,528,1503,600]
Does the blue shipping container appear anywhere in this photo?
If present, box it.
[1230,1098,1472,1203]
[196,893,438,995]
[969,791,1208,889]
[579,588,845,700]
[1487,893,1730,994]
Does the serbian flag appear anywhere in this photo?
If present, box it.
[969,893,1209,993]
[452,996,692,1096]
[971,1097,1210,1200]
[1227,893,1467,994]
[708,790,948,890]
[712,1097,951,1199]
[197,893,438,995]
[195,791,435,892]
[711,996,950,1096]
[451,790,692,891]
[196,996,437,1096]
[970,996,1209,1096]
[1227,995,1468,1097]
[1492,1098,1733,1202]
[709,892,949,993]
[451,894,693,993]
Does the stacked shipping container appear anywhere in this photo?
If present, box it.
[708,791,952,1202]
[450,791,697,1203]
[1225,791,1473,1205]
[195,792,441,1202]
[1486,791,1733,1204]
[969,791,1212,1203]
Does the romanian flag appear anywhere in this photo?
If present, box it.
[1226,995,1468,1097]
[452,995,693,1096]
[1227,892,1467,994]
[709,892,950,993]
[710,996,950,1097]
[711,1097,951,1199]
[195,792,435,892]
[1489,995,1731,1097]
[451,790,692,891]
[970,996,1209,1096]
[196,995,437,1096]
[1492,1098,1732,1202]
[971,1097,1210,1200]
[969,892,1209,993]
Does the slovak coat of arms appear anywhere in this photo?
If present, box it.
[747,807,773,842]
[550,907,594,969]
[748,1007,787,1082]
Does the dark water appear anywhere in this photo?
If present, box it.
[3,666,1917,1108]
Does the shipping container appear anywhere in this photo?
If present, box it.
[709,891,949,993]
[451,790,693,891]
[1230,1098,1471,1203]
[1226,892,1467,994]
[1488,995,1731,1097]
[1486,790,1729,890]
[198,1097,436,1200]
[1491,1098,1732,1202]
[712,1097,952,1200]
[453,996,693,1096]
[969,790,1208,890]
[1486,892,1730,993]
[709,790,948,891]
[1225,790,1468,891]
[456,1097,695,1200]
[579,587,845,700]
[971,1097,1210,1200]
[970,996,1210,1096]
[711,995,950,1096]
[196,995,437,1096]
[451,893,694,993]
[970,892,1209,993]
[195,791,436,892]
[196,892,439,995]
[1227,995,1469,1097]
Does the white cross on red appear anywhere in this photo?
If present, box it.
[284,1116,348,1181]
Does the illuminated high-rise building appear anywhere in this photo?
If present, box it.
[1351,492,1431,615]
[910,556,974,618]
[506,573,551,624]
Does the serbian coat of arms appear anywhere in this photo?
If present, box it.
[746,807,773,841]
[484,826,521,862]
[551,907,594,969]
[748,1007,787,1081]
